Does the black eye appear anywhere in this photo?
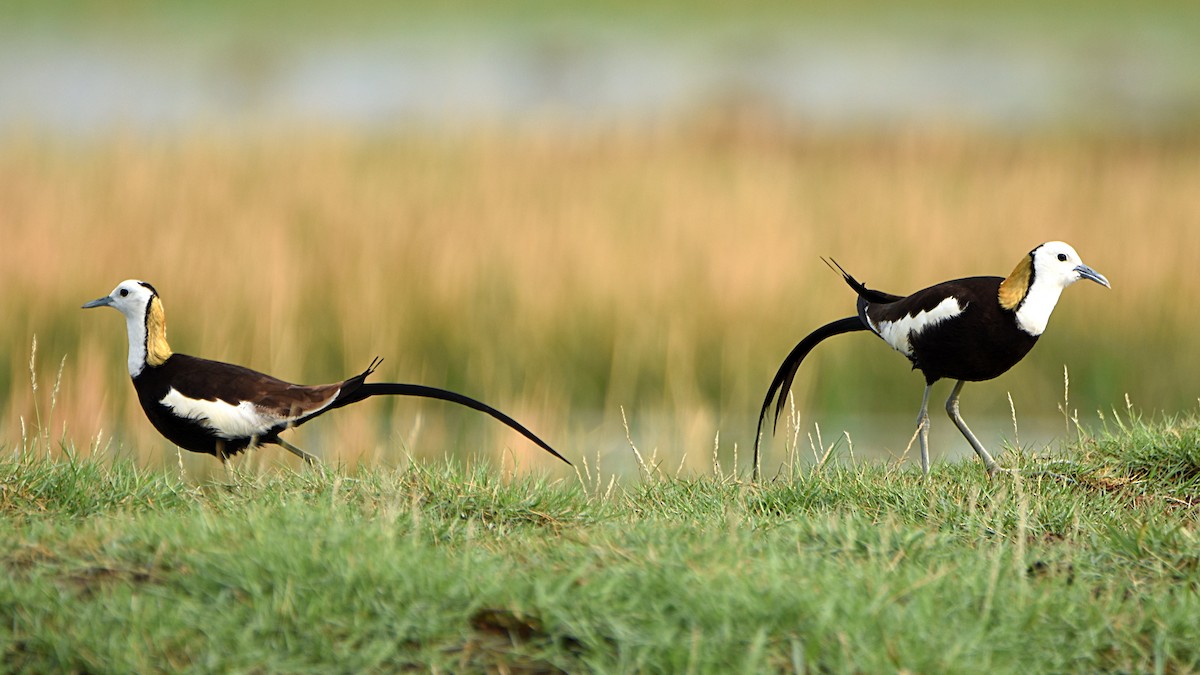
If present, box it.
[119,288,129,297]
[1057,253,1068,262]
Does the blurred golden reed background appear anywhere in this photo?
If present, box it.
[2,2,1199,478]
[3,127,1199,478]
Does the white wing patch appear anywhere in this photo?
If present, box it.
[869,297,964,357]
[160,388,332,440]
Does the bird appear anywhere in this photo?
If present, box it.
[753,241,1109,478]
[83,279,570,468]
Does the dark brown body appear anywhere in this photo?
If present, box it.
[133,354,370,457]
[131,354,570,464]
[859,276,1039,384]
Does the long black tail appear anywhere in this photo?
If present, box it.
[347,382,570,465]
[314,358,570,465]
[753,316,867,479]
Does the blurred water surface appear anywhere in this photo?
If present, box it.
[2,4,1198,134]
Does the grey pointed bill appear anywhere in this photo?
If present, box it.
[1075,264,1110,288]
[82,296,114,309]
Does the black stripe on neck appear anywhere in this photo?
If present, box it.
[1013,249,1038,312]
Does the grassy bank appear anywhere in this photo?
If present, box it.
[1,412,1197,672]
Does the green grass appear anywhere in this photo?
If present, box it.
[2,412,1198,673]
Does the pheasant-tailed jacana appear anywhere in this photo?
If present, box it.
[84,280,570,467]
[754,241,1109,478]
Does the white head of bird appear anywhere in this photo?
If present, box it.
[1001,241,1110,336]
[82,279,173,378]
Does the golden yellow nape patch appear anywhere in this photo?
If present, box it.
[998,256,1033,310]
[145,296,174,366]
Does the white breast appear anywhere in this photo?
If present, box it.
[869,297,964,356]
[1012,283,1065,336]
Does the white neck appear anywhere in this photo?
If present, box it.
[124,311,148,378]
[1013,280,1065,336]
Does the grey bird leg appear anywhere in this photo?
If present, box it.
[945,380,1004,476]
[277,438,318,465]
[215,441,233,482]
[916,383,933,476]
